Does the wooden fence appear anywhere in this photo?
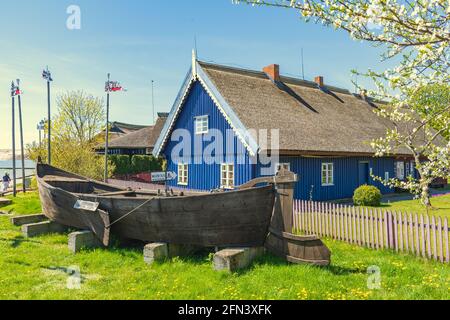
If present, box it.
[293,200,449,263]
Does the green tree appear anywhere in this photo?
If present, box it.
[234,0,450,208]
[27,91,114,180]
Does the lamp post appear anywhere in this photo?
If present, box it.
[10,81,16,197]
[16,79,26,193]
[42,67,53,165]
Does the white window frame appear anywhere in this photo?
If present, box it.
[396,161,405,180]
[321,163,334,186]
[276,163,291,173]
[177,163,188,186]
[195,115,209,135]
[385,171,390,183]
[220,163,234,189]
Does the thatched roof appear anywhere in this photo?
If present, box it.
[199,62,400,155]
[106,115,168,150]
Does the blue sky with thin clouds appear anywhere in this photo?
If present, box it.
[0,0,391,149]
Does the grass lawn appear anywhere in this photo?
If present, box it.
[376,194,450,219]
[0,192,449,300]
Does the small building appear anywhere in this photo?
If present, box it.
[153,54,417,201]
[97,114,168,156]
[107,122,148,140]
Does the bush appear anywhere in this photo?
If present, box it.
[353,185,382,207]
[109,155,163,175]
[109,155,131,175]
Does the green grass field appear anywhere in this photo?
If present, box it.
[0,192,448,300]
[376,195,450,219]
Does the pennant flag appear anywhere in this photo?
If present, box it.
[105,80,126,92]
[42,68,53,81]
[11,85,22,96]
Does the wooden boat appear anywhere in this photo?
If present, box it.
[36,163,276,248]
[36,163,331,265]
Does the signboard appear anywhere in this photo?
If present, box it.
[74,200,100,212]
[151,171,177,182]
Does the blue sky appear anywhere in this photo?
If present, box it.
[0,0,390,149]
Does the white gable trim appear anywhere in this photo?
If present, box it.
[153,62,259,157]
[153,68,195,157]
[196,62,258,156]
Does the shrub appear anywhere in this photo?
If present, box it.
[109,155,163,175]
[353,185,382,207]
[109,155,131,175]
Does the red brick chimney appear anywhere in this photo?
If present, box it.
[263,64,280,82]
[314,76,324,87]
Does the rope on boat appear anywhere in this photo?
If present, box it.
[105,197,154,229]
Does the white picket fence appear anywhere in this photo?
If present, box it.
[293,200,450,263]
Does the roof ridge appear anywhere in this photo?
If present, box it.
[198,60,352,95]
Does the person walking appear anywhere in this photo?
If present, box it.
[2,173,11,193]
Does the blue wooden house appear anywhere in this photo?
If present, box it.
[153,53,415,201]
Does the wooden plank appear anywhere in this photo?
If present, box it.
[331,203,337,239]
[432,216,437,261]
[342,205,348,242]
[302,200,306,233]
[308,201,312,235]
[398,211,403,252]
[409,213,414,254]
[370,209,375,249]
[444,218,449,263]
[324,202,329,237]
[415,213,420,256]
[426,215,432,259]
[437,217,443,263]
[312,202,317,235]
[365,208,370,248]
[393,211,399,251]
[420,214,426,258]
[387,211,393,249]
[361,207,366,247]
[317,202,322,236]
[355,207,360,246]
[384,210,389,249]
[377,209,382,249]
[404,213,409,253]
[374,210,379,250]
[336,204,340,240]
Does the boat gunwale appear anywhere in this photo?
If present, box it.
[36,163,275,201]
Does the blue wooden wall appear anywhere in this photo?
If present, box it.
[162,80,395,200]
[257,156,394,201]
[163,81,255,191]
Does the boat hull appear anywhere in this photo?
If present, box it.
[37,164,275,247]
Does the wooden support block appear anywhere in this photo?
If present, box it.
[68,230,103,253]
[213,247,265,272]
[22,221,68,238]
[144,243,168,265]
[143,243,201,265]
[0,198,12,207]
[10,214,47,226]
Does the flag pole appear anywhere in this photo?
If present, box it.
[104,73,110,182]
[11,82,16,197]
[17,79,26,193]
[151,80,155,124]
[42,66,53,165]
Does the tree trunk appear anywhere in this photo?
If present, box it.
[420,181,432,209]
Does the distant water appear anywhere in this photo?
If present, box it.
[0,159,35,180]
